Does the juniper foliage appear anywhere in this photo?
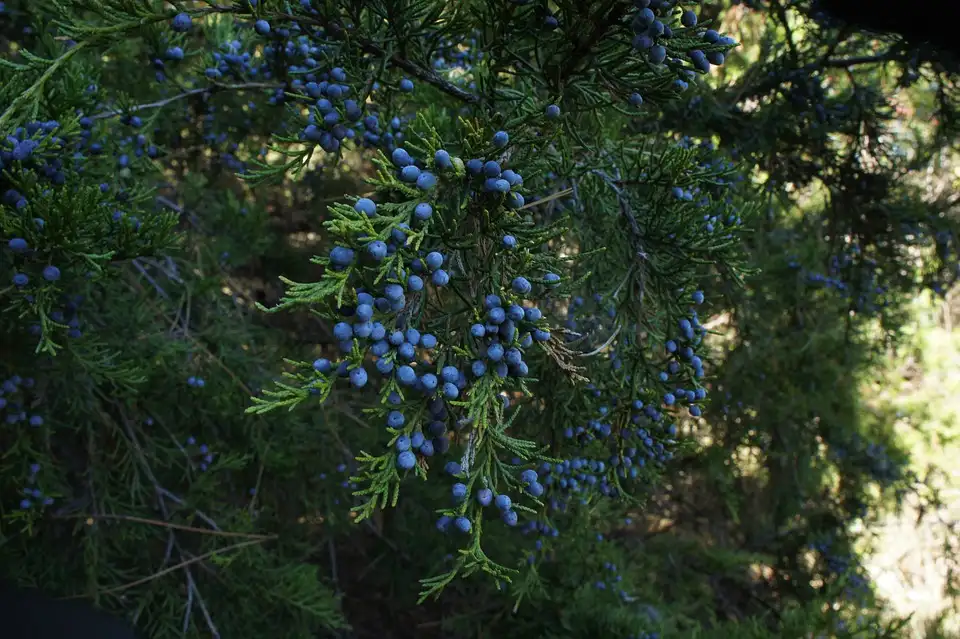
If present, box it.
[0,1,957,638]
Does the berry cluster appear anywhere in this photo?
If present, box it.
[0,374,44,428]
[808,536,871,605]
[829,433,904,485]
[627,1,737,97]
[18,462,54,511]
[184,436,217,471]
[790,244,890,315]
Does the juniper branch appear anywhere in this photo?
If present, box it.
[0,42,87,131]
[90,82,284,121]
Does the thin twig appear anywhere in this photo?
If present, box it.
[185,570,220,638]
[62,537,268,599]
[182,577,195,635]
[90,82,283,121]
[580,322,622,357]
[55,513,274,540]
[132,259,169,299]
[517,187,574,211]
[328,538,340,591]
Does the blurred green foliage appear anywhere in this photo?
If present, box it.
[0,1,958,638]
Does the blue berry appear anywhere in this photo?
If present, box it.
[424,251,443,271]
[486,343,504,361]
[367,241,388,261]
[330,246,355,265]
[8,237,28,252]
[494,494,512,511]
[392,147,413,167]
[489,179,511,193]
[407,274,424,292]
[629,93,643,107]
[501,170,522,186]
[405,328,421,345]
[355,198,377,216]
[492,131,509,148]
[511,277,532,295]
[391,224,410,244]
[488,307,506,324]
[12,273,28,287]
[171,12,192,32]
[397,450,416,469]
[399,78,414,92]
[420,373,438,392]
[416,171,437,190]
[502,235,517,249]
[444,462,462,476]
[356,304,374,322]
[454,516,472,533]
[506,193,525,209]
[635,7,654,27]
[692,290,705,304]
[333,322,353,341]
[397,342,415,361]
[397,365,416,385]
[681,10,697,27]
[431,270,449,286]
[396,435,411,451]
[254,19,271,35]
[434,149,452,169]
[545,104,561,119]
[43,265,60,282]
[349,367,368,388]
[649,45,667,65]
[401,165,421,182]
[477,488,493,506]
[452,483,468,501]
[414,202,433,221]
[483,160,501,178]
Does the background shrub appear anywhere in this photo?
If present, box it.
[1,1,958,637]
